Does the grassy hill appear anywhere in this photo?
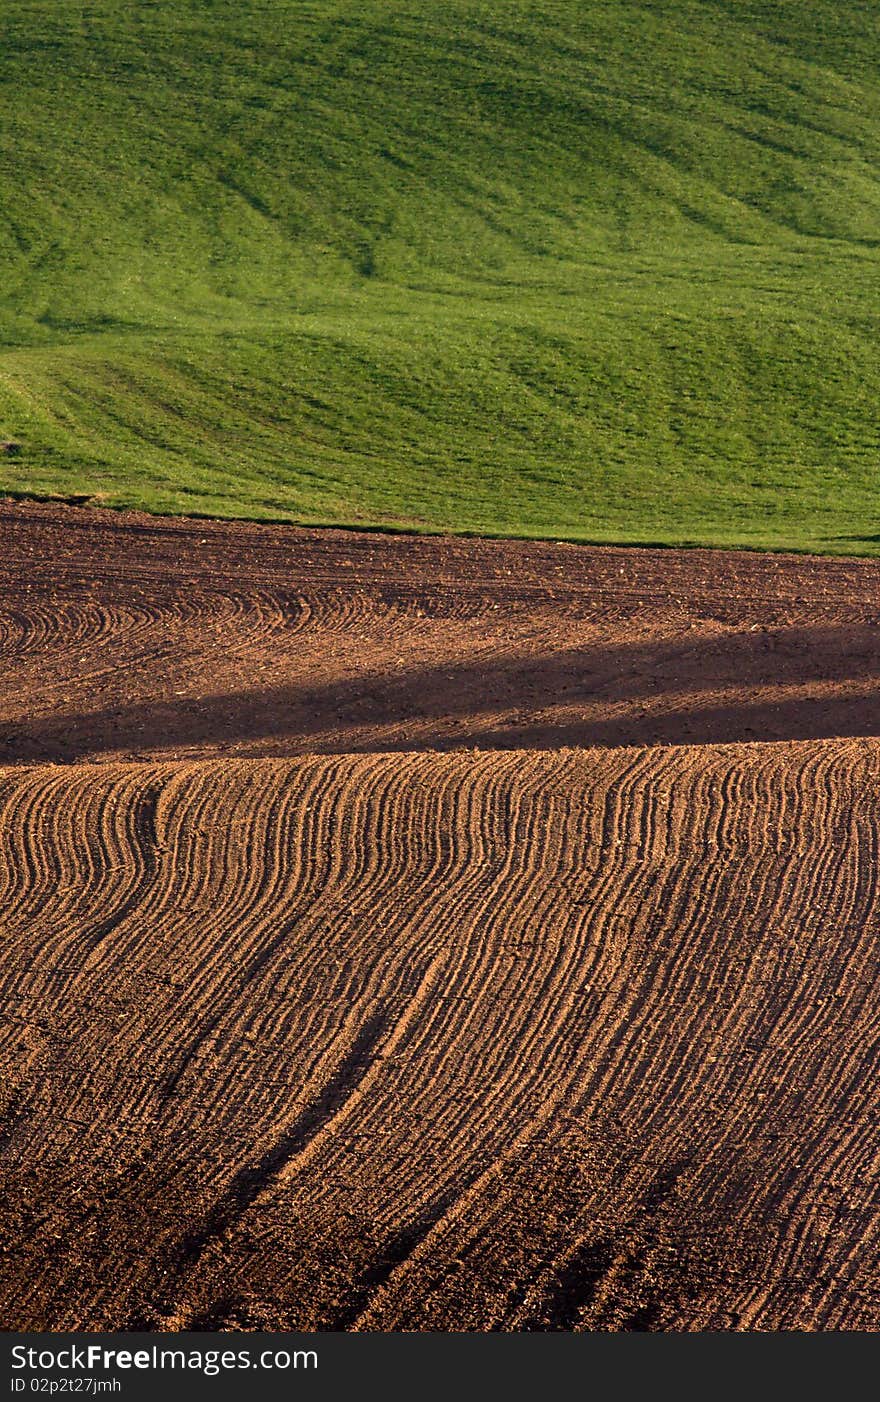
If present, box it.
[2,0,880,552]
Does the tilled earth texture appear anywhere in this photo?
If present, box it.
[1,501,879,1331]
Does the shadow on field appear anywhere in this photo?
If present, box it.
[2,624,879,762]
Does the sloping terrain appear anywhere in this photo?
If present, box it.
[3,1,880,549]
[1,503,879,1331]
[2,499,880,764]
[0,742,878,1332]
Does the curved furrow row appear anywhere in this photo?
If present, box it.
[88,754,536,1327]
[320,740,880,1329]
[370,751,674,1204]
[198,745,874,1323]
[4,504,880,765]
[0,590,304,679]
[267,753,536,1202]
[31,760,358,1165]
[0,766,161,959]
[561,741,878,1329]
[0,741,879,1330]
[478,756,777,1329]
[714,745,880,1329]
[0,601,148,657]
[176,748,740,1326]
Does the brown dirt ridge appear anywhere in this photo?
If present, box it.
[1,501,879,1332]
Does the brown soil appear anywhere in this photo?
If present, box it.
[2,498,879,763]
[1,501,879,1332]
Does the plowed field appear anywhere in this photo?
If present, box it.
[3,500,880,763]
[1,502,879,1331]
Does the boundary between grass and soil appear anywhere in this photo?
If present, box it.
[2,491,877,563]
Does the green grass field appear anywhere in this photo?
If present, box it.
[3,0,880,552]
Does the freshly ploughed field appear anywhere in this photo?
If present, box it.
[1,500,879,1331]
[3,499,880,763]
